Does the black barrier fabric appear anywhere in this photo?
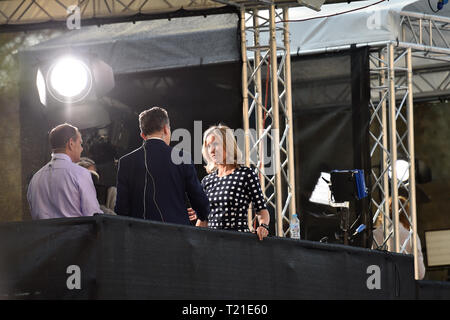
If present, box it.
[0,215,423,300]
[416,280,450,300]
[0,218,98,299]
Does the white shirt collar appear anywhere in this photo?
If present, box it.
[51,153,72,162]
[146,137,164,141]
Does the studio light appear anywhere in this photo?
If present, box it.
[309,170,368,246]
[37,54,114,107]
[388,159,410,183]
[309,169,368,206]
[387,158,432,186]
[47,56,92,103]
[309,172,335,206]
[330,169,368,203]
[36,69,46,106]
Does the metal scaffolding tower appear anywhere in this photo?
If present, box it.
[240,5,297,237]
[369,11,450,280]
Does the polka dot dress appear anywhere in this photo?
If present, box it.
[201,166,267,232]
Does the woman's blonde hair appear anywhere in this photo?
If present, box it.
[376,195,411,229]
[390,196,411,229]
[202,124,243,174]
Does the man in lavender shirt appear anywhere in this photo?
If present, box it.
[27,123,103,219]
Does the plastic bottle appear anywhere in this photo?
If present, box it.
[290,213,300,239]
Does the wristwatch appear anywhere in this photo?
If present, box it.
[259,223,269,231]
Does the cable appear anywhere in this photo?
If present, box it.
[143,141,165,222]
[428,0,440,13]
[350,213,361,230]
[143,142,148,220]
[143,160,147,219]
[277,0,387,24]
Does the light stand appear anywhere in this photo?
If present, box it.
[309,170,368,246]
[328,193,350,245]
[330,170,368,245]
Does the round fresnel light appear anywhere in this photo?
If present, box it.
[47,56,92,103]
[388,159,410,183]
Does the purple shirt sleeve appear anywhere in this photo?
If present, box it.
[77,168,103,216]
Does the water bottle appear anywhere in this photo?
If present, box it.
[290,213,300,239]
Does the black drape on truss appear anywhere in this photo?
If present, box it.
[291,47,372,247]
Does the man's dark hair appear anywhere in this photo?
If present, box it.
[49,123,79,150]
[139,107,169,136]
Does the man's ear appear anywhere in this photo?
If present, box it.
[67,138,74,151]
[140,132,146,140]
[164,124,170,135]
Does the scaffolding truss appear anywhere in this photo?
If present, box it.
[400,11,450,62]
[399,11,450,100]
[369,11,450,280]
[369,42,420,278]
[240,5,296,237]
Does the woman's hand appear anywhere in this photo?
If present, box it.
[256,225,269,241]
[256,209,270,241]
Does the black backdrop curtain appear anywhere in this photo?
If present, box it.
[291,47,372,247]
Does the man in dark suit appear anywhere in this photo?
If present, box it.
[115,107,209,225]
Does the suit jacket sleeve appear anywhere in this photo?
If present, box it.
[184,162,210,221]
[115,158,131,216]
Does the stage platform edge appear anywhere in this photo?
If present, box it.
[0,215,448,299]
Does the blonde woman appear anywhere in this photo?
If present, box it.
[372,196,425,279]
[195,125,270,241]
